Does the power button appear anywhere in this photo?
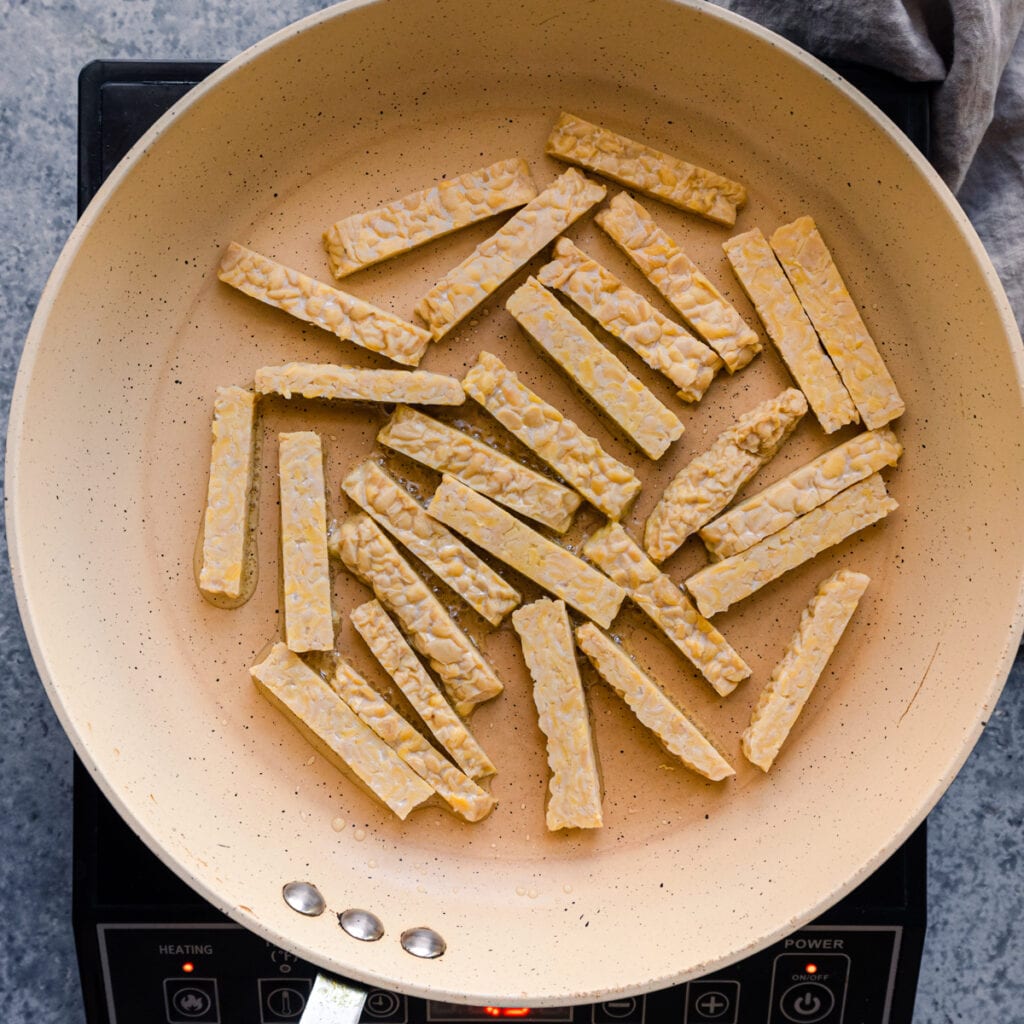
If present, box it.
[769,952,848,1024]
[778,983,835,1022]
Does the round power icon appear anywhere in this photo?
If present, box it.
[365,990,401,1018]
[779,982,835,1023]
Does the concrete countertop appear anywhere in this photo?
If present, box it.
[1,2,1021,1021]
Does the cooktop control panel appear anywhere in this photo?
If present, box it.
[93,921,901,1023]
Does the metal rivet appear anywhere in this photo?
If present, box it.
[282,881,326,917]
[400,926,446,959]
[338,908,384,942]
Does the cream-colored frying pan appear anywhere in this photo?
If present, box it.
[8,0,1024,1007]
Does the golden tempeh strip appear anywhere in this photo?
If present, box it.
[351,600,495,779]
[685,474,896,617]
[278,432,333,652]
[583,523,750,697]
[538,237,721,402]
[596,193,761,372]
[644,388,808,563]
[329,659,495,822]
[254,363,464,406]
[462,351,641,520]
[575,625,734,781]
[769,216,905,429]
[251,643,433,820]
[377,406,581,533]
[545,112,747,226]
[218,242,431,366]
[512,599,603,831]
[700,428,903,560]
[723,227,858,433]
[330,514,503,715]
[324,158,538,278]
[507,277,684,459]
[415,168,606,340]
[342,460,520,626]
[198,386,258,602]
[428,477,626,628]
[743,570,870,771]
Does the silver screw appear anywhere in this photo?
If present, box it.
[400,926,446,959]
[338,908,385,942]
[282,881,326,917]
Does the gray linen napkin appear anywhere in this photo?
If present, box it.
[714,0,1024,326]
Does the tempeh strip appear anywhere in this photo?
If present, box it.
[700,428,903,560]
[769,216,904,429]
[324,158,538,278]
[462,351,641,520]
[330,514,504,715]
[329,659,495,822]
[596,193,761,372]
[723,227,858,433]
[507,278,683,459]
[415,168,606,340]
[538,237,721,402]
[251,643,433,820]
[742,570,870,771]
[428,477,625,628]
[377,406,581,533]
[278,432,333,652]
[644,389,807,563]
[512,599,603,831]
[351,600,495,779]
[575,624,734,781]
[545,112,747,226]
[685,474,896,617]
[583,523,750,697]
[255,363,464,406]
[218,242,430,366]
[198,385,258,603]
[342,460,520,626]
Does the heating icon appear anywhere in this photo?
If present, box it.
[163,978,220,1023]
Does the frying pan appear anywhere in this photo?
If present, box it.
[8,0,1024,1007]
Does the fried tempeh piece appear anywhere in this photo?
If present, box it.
[685,474,896,617]
[507,277,684,459]
[575,625,734,781]
[596,193,761,372]
[428,477,625,628]
[342,460,520,626]
[351,600,495,779]
[329,658,495,822]
[538,237,721,402]
[769,216,905,429]
[377,406,582,533]
[198,385,258,604]
[254,363,464,406]
[278,432,333,652]
[330,514,503,715]
[644,388,807,563]
[723,227,858,433]
[415,168,606,340]
[583,523,750,697]
[700,427,903,560]
[218,242,431,366]
[462,351,642,520]
[323,158,538,278]
[545,112,747,226]
[251,643,433,820]
[512,599,603,830]
[742,570,870,771]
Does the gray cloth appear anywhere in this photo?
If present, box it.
[713,0,1024,327]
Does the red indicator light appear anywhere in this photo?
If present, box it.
[483,1010,531,1018]
[181,962,195,974]
[805,963,818,974]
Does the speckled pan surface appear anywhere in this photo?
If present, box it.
[7,0,1024,1007]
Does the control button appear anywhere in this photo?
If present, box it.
[362,988,408,1022]
[686,980,740,1023]
[779,983,834,1023]
[164,978,220,1023]
[259,977,313,1022]
[593,994,645,1022]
